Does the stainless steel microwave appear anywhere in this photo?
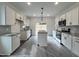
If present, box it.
[58,20,66,27]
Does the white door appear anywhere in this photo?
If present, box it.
[35,23,47,36]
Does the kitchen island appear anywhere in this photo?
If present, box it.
[38,30,47,46]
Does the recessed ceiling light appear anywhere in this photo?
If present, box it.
[27,2,31,6]
[47,14,50,16]
[33,14,36,16]
[54,2,59,5]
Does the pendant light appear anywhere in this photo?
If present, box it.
[40,8,46,25]
[41,7,43,21]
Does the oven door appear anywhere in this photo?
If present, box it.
[56,31,61,43]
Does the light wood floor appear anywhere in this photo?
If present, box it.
[9,36,77,57]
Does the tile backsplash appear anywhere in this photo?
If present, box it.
[66,26,79,34]
[0,25,11,35]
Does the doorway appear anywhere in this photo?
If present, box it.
[35,23,47,36]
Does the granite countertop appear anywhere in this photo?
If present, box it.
[56,30,79,37]
[61,32,79,37]
[0,33,20,37]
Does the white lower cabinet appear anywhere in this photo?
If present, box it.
[12,35,20,52]
[61,33,67,46]
[27,30,31,39]
[38,31,47,46]
[0,35,20,55]
[61,33,72,50]
[66,35,72,50]
[62,33,79,56]
[72,36,79,56]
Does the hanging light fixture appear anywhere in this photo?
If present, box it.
[40,7,46,25]
[41,7,43,21]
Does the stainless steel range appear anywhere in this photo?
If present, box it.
[56,28,71,44]
[56,31,61,44]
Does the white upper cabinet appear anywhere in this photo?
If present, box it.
[60,14,66,21]
[66,7,79,26]
[71,7,79,25]
[55,17,60,29]
[5,6,16,25]
[66,10,72,26]
[0,5,16,25]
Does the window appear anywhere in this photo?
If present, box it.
[36,23,47,35]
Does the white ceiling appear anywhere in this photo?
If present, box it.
[10,2,76,17]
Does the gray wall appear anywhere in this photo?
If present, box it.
[30,17,55,36]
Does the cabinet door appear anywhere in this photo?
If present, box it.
[27,30,31,39]
[5,6,15,25]
[16,13,20,20]
[11,22,20,33]
[16,35,20,48]
[15,21,20,33]
[0,36,12,55]
[61,33,67,46]
[66,35,72,50]
[55,17,59,29]
[72,37,79,56]
[12,36,16,52]
[60,14,66,21]
[12,35,20,52]
[71,7,79,25]
[66,11,72,26]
